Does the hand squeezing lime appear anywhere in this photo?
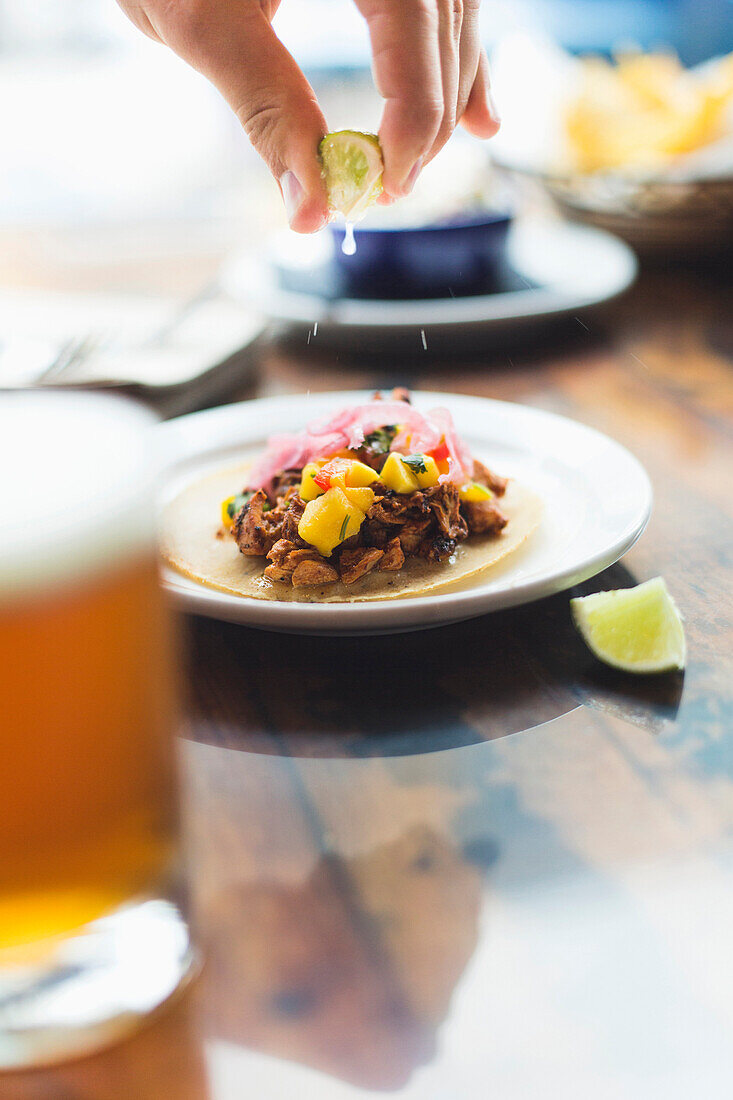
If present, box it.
[319,130,384,220]
[571,576,686,673]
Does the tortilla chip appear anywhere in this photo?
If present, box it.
[160,460,542,604]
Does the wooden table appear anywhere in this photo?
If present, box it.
[7,255,733,1099]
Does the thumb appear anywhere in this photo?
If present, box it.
[150,1,329,233]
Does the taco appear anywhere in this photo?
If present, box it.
[161,390,541,604]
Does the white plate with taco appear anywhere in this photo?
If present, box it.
[158,390,651,634]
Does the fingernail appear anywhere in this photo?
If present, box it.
[280,171,304,226]
[487,89,501,125]
[404,156,424,195]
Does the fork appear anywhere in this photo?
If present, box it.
[33,333,100,385]
[32,281,221,386]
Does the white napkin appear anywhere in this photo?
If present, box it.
[0,289,265,390]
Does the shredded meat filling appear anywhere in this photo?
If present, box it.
[462,499,508,535]
[233,490,282,557]
[269,469,302,505]
[291,559,339,587]
[398,518,431,554]
[339,547,384,585]
[232,460,510,587]
[379,537,405,571]
[424,484,468,541]
[472,460,507,498]
[420,535,457,562]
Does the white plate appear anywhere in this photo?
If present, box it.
[221,219,637,335]
[158,391,652,635]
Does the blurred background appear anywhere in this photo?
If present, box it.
[3,0,732,229]
[1,0,732,396]
[3,5,733,1089]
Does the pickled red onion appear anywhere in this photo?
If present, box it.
[246,398,474,490]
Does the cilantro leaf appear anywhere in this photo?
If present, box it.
[363,425,397,455]
[227,491,254,520]
[401,454,427,474]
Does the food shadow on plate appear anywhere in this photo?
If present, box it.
[183,564,682,759]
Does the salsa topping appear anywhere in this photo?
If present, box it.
[245,392,474,494]
[224,390,509,587]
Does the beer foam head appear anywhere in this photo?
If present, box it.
[0,391,158,598]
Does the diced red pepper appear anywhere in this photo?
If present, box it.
[313,457,353,491]
[427,438,450,464]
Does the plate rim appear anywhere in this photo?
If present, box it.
[221,219,638,331]
[158,390,653,633]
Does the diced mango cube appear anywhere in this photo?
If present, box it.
[413,455,440,488]
[342,485,375,512]
[299,462,325,501]
[380,452,419,493]
[344,460,379,487]
[221,495,237,529]
[316,458,379,490]
[298,487,366,557]
[459,481,494,503]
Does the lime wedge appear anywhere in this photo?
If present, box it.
[319,130,383,220]
[571,577,686,673]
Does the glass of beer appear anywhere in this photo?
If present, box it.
[0,391,192,1068]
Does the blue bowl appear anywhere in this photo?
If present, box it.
[328,211,513,300]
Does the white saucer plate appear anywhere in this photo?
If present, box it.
[222,219,637,335]
[158,391,652,635]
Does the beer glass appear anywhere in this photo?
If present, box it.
[0,391,192,1068]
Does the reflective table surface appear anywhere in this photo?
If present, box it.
[7,252,733,1099]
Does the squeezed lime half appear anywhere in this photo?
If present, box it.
[571,576,686,673]
[319,130,384,220]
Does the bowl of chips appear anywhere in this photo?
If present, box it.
[490,37,733,252]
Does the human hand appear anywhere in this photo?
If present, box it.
[117,1,500,232]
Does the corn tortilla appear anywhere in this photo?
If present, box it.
[160,460,542,604]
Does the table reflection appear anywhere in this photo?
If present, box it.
[185,562,682,762]
[203,826,481,1090]
[185,691,732,1097]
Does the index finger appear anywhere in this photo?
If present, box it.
[355,0,444,197]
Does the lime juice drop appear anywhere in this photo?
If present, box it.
[342,222,356,256]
